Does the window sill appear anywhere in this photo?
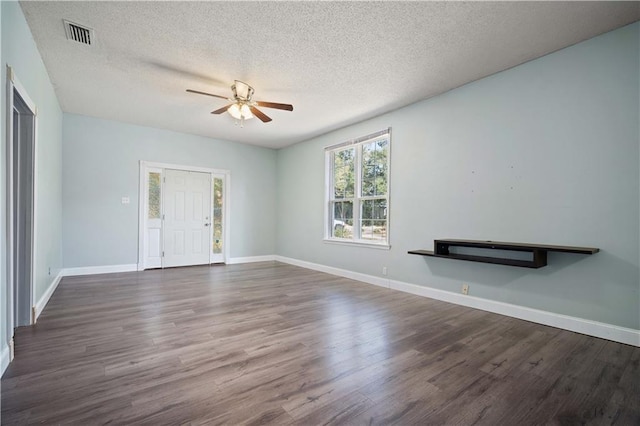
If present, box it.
[323,238,391,250]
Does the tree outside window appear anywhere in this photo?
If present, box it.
[326,130,390,246]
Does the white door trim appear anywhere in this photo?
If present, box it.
[138,160,231,270]
[6,65,38,338]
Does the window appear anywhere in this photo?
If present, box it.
[148,172,161,219]
[212,177,223,254]
[325,129,390,247]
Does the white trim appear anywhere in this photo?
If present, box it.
[6,66,14,338]
[274,255,640,347]
[31,96,39,320]
[226,255,276,265]
[138,161,231,270]
[7,66,37,111]
[323,239,391,250]
[6,66,38,332]
[1,342,10,377]
[224,174,231,264]
[323,150,331,241]
[137,161,146,271]
[63,264,138,277]
[387,279,639,347]
[140,160,230,176]
[67,258,276,274]
[274,255,389,289]
[33,271,63,322]
[324,128,391,151]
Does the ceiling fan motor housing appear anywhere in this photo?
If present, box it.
[232,80,254,101]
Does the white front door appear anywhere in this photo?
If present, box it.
[163,169,212,268]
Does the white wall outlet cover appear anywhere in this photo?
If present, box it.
[121,197,130,204]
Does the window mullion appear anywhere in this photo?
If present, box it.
[354,144,362,240]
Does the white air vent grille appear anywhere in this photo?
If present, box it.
[64,20,94,45]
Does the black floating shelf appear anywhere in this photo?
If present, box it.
[409,239,598,269]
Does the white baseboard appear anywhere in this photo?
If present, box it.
[62,264,138,277]
[388,279,640,347]
[275,255,640,347]
[33,271,63,321]
[274,255,389,288]
[67,258,276,274]
[1,342,10,377]
[226,255,276,265]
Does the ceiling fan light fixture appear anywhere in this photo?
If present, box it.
[227,103,241,119]
[240,104,253,118]
[228,102,253,121]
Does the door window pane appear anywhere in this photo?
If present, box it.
[213,177,223,254]
[148,172,161,219]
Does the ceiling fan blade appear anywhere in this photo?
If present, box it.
[186,89,229,100]
[250,106,272,123]
[211,105,232,114]
[255,101,294,111]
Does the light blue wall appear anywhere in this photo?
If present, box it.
[1,4,637,362]
[276,23,640,330]
[62,114,277,267]
[1,1,63,351]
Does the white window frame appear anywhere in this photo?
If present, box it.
[324,128,391,249]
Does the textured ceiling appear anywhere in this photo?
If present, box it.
[20,1,640,149]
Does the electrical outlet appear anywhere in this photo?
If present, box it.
[382,266,387,276]
[462,284,469,295]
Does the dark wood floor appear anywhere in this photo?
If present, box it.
[1,262,638,425]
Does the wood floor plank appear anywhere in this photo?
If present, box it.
[2,262,638,425]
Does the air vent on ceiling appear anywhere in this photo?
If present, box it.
[63,20,94,45]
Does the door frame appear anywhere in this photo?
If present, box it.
[6,65,38,337]
[138,161,231,270]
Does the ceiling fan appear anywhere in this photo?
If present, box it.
[186,80,293,126]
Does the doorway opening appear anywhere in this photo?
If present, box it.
[6,68,37,342]
[138,161,230,270]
